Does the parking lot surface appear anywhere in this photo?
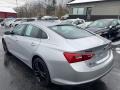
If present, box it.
[0,27,120,90]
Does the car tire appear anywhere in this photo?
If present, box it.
[32,57,51,87]
[2,39,10,55]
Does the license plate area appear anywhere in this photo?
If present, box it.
[86,46,110,67]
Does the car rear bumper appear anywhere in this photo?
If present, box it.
[51,50,113,85]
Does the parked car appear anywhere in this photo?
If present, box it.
[12,19,23,27]
[86,19,120,41]
[78,21,93,29]
[12,18,38,27]
[4,18,16,27]
[61,14,69,20]
[41,16,58,20]
[61,19,85,25]
[2,21,113,86]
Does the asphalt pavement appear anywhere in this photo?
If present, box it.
[0,27,120,90]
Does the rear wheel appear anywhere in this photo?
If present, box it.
[2,39,10,54]
[32,57,51,87]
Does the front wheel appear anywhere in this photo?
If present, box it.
[32,57,51,87]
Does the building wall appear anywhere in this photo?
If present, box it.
[6,13,17,18]
[0,12,5,18]
[0,12,17,18]
[68,1,120,20]
[92,1,120,15]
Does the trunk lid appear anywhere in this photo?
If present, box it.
[66,36,111,66]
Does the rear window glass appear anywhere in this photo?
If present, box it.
[49,25,93,39]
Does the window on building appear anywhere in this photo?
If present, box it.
[78,8,84,15]
[73,8,84,15]
[73,8,78,15]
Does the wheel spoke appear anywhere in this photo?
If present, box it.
[40,71,46,78]
[34,61,47,81]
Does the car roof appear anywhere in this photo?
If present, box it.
[23,20,61,27]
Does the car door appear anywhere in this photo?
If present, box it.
[5,24,26,56]
[14,24,47,65]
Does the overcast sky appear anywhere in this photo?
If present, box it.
[0,0,25,7]
[0,0,72,8]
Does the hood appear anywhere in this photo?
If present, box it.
[86,27,109,34]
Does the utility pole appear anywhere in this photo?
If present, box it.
[16,0,18,7]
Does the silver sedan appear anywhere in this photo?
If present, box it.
[2,21,113,86]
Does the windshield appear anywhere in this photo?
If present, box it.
[49,25,93,39]
[88,19,113,28]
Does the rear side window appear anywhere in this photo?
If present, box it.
[24,25,48,39]
[49,25,92,39]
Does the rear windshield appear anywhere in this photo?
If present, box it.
[49,25,93,39]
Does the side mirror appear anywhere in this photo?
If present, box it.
[4,31,14,35]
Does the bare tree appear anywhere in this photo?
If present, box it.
[15,0,69,18]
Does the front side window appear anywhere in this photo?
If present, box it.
[12,24,26,35]
[49,25,92,39]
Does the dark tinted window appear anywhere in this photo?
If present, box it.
[41,31,48,39]
[13,24,26,35]
[49,25,92,39]
[24,25,48,39]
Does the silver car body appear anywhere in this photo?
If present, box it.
[3,21,113,85]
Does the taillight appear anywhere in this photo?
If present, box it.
[64,52,94,63]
